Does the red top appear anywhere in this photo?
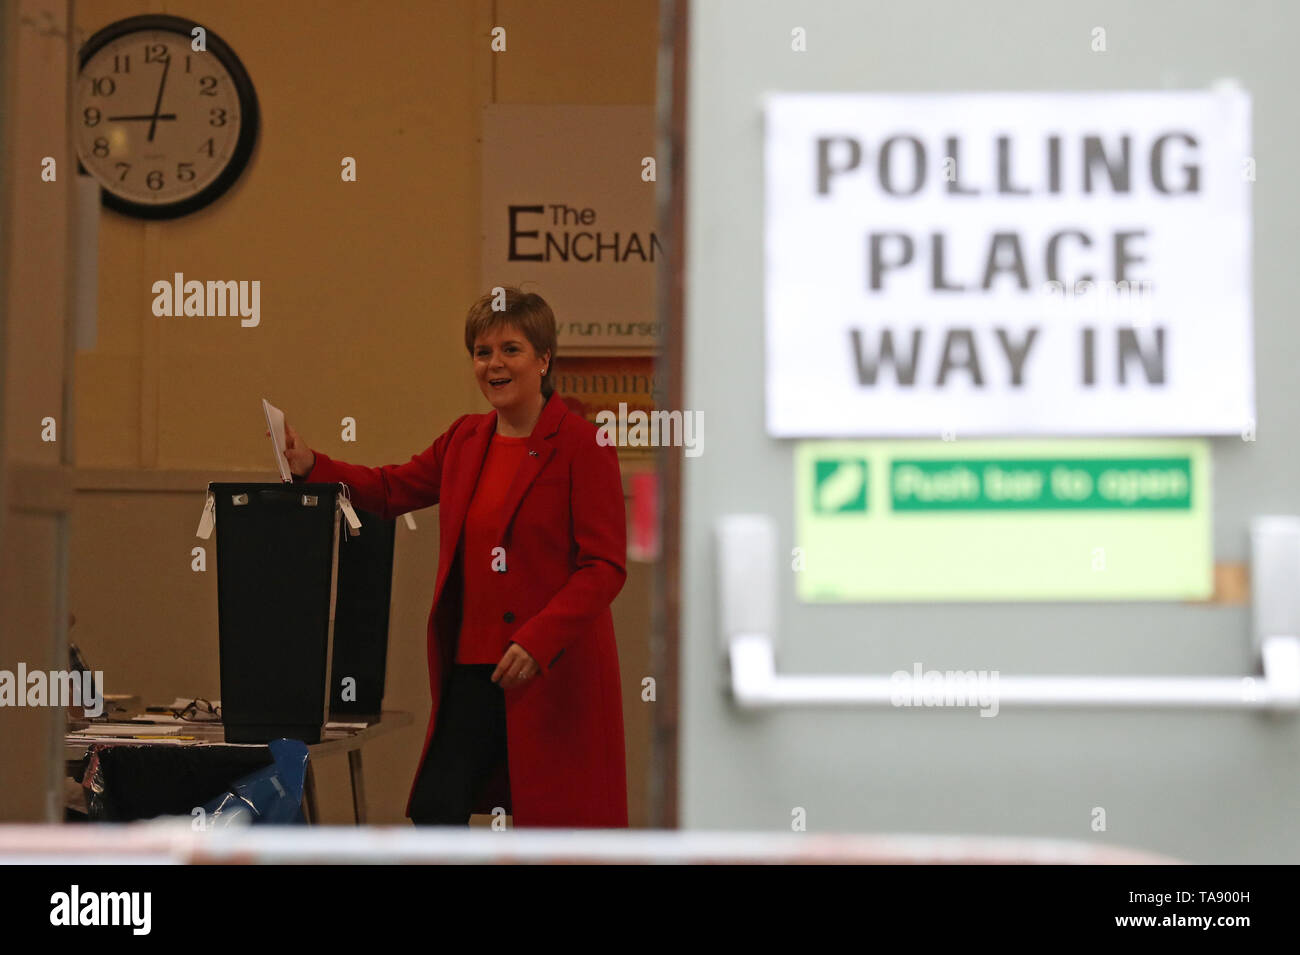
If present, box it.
[455,431,530,664]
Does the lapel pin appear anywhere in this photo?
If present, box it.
[528,450,538,456]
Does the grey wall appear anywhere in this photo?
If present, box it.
[680,0,1300,862]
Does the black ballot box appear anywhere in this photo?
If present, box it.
[329,501,395,722]
[207,482,395,743]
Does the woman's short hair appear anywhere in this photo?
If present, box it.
[464,286,558,398]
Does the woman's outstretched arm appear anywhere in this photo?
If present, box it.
[292,414,472,520]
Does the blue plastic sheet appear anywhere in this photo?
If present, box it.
[198,738,309,826]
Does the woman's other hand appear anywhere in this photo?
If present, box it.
[493,642,538,688]
[266,422,316,478]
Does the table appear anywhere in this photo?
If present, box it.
[65,711,413,824]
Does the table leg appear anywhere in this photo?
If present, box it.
[303,759,319,825]
[347,749,367,825]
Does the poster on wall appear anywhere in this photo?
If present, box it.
[794,438,1212,601]
[764,91,1254,436]
[482,105,659,355]
[554,355,658,461]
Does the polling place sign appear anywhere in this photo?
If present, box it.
[764,92,1253,436]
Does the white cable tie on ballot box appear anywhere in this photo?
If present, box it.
[337,484,362,538]
[195,489,216,539]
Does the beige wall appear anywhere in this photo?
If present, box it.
[64,0,659,825]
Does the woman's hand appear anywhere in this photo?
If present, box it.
[492,642,539,688]
[266,422,315,478]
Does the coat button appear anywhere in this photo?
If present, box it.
[503,611,515,623]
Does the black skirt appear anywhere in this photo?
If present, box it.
[407,663,510,825]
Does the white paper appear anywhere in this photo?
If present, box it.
[71,725,182,736]
[261,398,294,483]
[764,91,1254,436]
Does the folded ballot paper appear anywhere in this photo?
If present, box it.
[190,400,364,540]
[261,398,293,483]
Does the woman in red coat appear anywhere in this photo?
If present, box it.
[281,287,629,827]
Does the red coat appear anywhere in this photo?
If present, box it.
[302,391,629,827]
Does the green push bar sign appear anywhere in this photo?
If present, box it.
[796,440,1211,601]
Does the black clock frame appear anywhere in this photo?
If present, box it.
[77,14,260,220]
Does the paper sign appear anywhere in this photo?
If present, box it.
[765,91,1254,436]
[795,439,1212,600]
[481,105,658,354]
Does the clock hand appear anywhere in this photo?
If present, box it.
[106,114,178,121]
[146,54,171,143]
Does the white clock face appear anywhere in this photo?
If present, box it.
[75,29,248,210]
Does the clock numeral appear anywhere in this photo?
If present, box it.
[115,162,131,182]
[92,137,109,158]
[209,108,227,127]
[177,162,196,182]
[112,54,130,74]
[144,43,169,64]
[146,170,164,191]
[199,76,218,96]
[185,54,192,74]
[199,138,215,157]
[83,107,101,127]
[91,77,116,96]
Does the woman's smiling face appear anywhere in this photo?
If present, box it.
[473,323,549,412]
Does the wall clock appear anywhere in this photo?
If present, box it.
[75,14,259,219]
